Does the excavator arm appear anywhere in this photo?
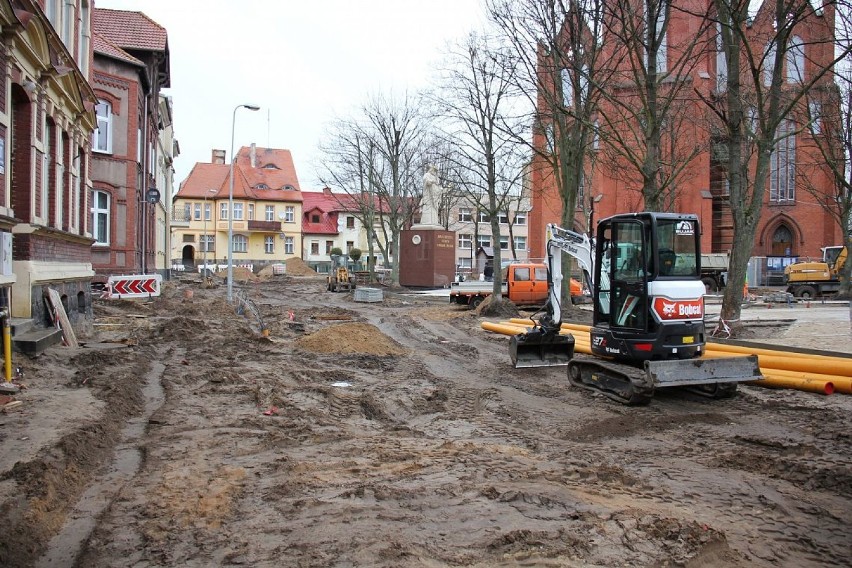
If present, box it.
[509,224,593,367]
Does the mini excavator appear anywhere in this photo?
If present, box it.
[510,212,761,405]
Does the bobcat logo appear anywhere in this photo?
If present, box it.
[661,302,677,316]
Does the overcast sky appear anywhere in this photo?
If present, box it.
[94,0,486,191]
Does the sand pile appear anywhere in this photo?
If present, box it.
[296,322,406,355]
[285,257,318,276]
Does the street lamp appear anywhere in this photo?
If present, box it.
[227,103,260,303]
[589,193,604,237]
[202,188,217,278]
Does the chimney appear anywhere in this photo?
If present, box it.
[250,143,256,168]
[212,149,226,164]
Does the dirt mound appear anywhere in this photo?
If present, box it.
[215,266,258,282]
[295,322,406,355]
[285,257,318,276]
[476,295,521,318]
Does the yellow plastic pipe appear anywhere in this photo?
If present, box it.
[758,368,852,395]
[748,375,834,395]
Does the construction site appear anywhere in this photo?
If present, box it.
[0,263,850,567]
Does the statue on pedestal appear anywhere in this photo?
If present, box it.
[418,164,443,228]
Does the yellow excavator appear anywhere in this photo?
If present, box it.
[785,245,847,299]
[510,212,762,405]
[326,255,356,293]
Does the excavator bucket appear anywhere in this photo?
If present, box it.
[510,330,575,368]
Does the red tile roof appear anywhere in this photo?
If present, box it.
[176,146,303,204]
[92,31,144,67]
[93,8,168,53]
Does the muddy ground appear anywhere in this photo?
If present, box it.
[0,273,850,567]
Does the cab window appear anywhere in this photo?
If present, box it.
[514,267,530,281]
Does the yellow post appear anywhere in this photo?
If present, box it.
[2,310,10,382]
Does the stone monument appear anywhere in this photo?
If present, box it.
[400,165,455,287]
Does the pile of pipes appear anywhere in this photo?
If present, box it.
[482,320,851,396]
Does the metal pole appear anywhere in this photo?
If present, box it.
[227,104,260,303]
[203,195,208,276]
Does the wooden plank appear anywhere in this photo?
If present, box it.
[46,288,79,347]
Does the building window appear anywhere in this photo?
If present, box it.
[458,208,472,222]
[311,214,320,223]
[458,234,472,249]
[346,241,354,252]
[346,216,355,229]
[770,120,795,203]
[764,41,776,86]
[92,190,109,245]
[500,236,509,250]
[62,0,74,45]
[497,212,509,224]
[78,1,90,77]
[311,241,319,255]
[514,212,527,225]
[194,203,201,221]
[200,234,215,253]
[477,235,491,248]
[265,205,274,221]
[247,203,254,220]
[285,236,294,254]
[233,203,244,220]
[220,202,228,220]
[325,241,333,254]
[204,202,212,221]
[182,234,194,243]
[787,36,804,83]
[285,206,294,222]
[478,211,490,223]
[458,257,472,269]
[264,235,274,253]
[645,0,667,73]
[808,102,821,135]
[514,236,527,251]
[233,234,248,253]
[716,22,727,92]
[93,100,112,153]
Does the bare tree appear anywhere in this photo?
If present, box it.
[705,0,852,330]
[318,93,429,285]
[595,0,714,210]
[428,32,527,304]
[800,8,852,297]
[488,0,606,231]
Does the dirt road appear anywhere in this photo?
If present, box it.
[1,275,850,567]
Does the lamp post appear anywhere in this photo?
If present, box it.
[202,188,217,278]
[227,103,260,303]
[588,193,604,238]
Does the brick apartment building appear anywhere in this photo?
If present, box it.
[90,7,171,283]
[529,0,842,283]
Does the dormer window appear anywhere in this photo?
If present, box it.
[263,163,279,169]
[311,214,320,223]
[256,183,268,189]
[284,184,296,190]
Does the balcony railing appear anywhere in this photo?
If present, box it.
[247,220,281,232]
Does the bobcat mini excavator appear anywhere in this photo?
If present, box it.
[510,212,761,405]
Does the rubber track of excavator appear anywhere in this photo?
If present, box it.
[567,356,655,406]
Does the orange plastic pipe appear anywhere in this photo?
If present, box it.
[748,375,834,395]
